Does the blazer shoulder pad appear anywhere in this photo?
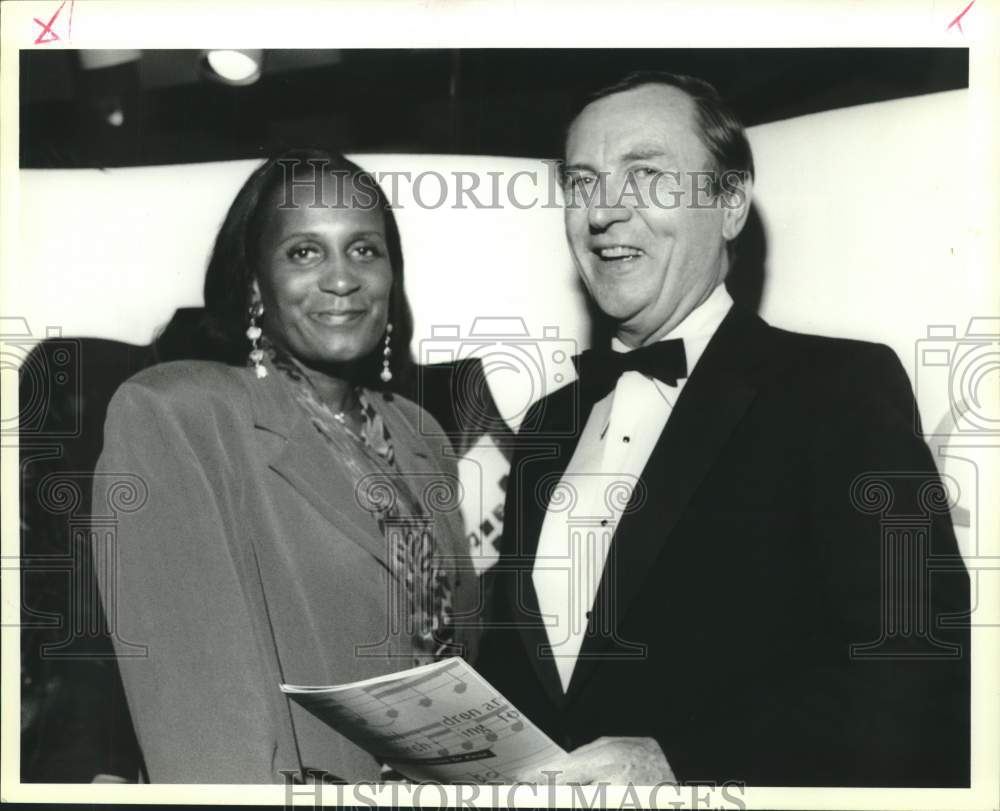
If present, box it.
[114,360,253,417]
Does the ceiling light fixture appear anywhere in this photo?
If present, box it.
[78,50,142,71]
[200,49,263,86]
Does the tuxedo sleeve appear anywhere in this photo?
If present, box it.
[92,381,291,783]
[798,344,970,786]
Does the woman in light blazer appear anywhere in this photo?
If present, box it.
[93,149,479,783]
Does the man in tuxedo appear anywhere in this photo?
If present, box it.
[476,72,969,787]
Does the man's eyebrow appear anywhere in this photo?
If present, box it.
[621,146,673,162]
[562,146,676,173]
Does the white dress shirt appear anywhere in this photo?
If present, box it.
[532,283,734,691]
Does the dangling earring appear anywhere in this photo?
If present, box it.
[380,322,393,383]
[246,301,267,379]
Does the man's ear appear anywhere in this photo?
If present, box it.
[721,173,753,242]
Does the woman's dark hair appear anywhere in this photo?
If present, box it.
[201,147,414,392]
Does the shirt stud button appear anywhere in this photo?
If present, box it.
[600,519,609,527]
[622,435,631,443]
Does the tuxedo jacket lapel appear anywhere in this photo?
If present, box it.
[566,306,783,701]
[507,380,599,709]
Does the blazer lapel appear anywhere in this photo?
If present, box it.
[248,371,393,569]
[374,395,465,552]
[566,307,782,701]
[376,395,434,477]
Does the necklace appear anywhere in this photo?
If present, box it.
[331,400,365,442]
[332,394,360,425]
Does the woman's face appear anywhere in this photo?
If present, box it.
[252,174,393,372]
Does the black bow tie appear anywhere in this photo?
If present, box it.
[573,339,688,397]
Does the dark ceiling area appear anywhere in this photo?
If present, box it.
[20,48,968,168]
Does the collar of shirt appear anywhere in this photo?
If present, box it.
[610,282,734,381]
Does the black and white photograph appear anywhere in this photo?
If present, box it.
[2,1,998,809]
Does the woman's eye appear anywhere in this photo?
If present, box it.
[287,244,321,263]
[350,244,383,260]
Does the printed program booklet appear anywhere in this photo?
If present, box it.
[281,657,565,783]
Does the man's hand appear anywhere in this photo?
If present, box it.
[516,736,676,785]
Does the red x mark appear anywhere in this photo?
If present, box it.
[947,0,976,33]
[33,0,74,45]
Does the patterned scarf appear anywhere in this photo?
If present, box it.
[266,346,455,665]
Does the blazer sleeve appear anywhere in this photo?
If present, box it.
[799,344,970,786]
[92,380,294,783]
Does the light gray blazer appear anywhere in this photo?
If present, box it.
[93,360,480,783]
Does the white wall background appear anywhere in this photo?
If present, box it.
[11,90,982,428]
[8,87,996,567]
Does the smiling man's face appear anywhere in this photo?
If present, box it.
[564,84,734,347]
